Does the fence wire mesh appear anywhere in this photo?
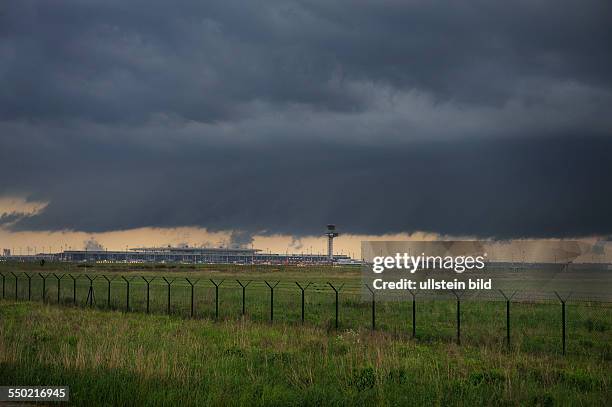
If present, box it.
[0,270,610,357]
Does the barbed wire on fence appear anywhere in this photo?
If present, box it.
[0,270,610,356]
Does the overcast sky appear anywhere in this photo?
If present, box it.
[1,0,611,241]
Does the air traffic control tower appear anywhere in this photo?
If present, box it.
[325,224,339,261]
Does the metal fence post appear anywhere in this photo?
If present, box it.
[295,282,312,324]
[39,273,49,302]
[236,280,251,316]
[265,281,279,322]
[0,272,5,299]
[554,292,570,355]
[53,273,64,304]
[365,284,376,330]
[162,277,175,315]
[561,300,566,355]
[11,272,18,300]
[409,290,416,338]
[121,276,131,312]
[84,275,98,307]
[210,279,224,320]
[452,291,462,345]
[142,276,155,313]
[68,274,77,305]
[506,300,510,345]
[499,290,517,348]
[101,275,115,308]
[24,272,32,301]
[457,298,461,345]
[186,278,199,318]
[122,275,138,312]
[327,282,344,329]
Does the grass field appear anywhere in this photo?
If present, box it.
[0,262,610,405]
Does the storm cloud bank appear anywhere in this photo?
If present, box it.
[1,0,611,238]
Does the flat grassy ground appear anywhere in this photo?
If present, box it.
[0,301,610,406]
[0,262,610,405]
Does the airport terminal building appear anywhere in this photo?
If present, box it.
[55,246,352,265]
[0,226,356,265]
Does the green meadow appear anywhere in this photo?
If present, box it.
[0,262,610,405]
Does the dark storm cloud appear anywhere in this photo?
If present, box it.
[0,0,611,238]
[4,131,612,238]
[229,231,255,248]
[2,0,611,123]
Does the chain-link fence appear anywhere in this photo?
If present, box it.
[1,271,610,357]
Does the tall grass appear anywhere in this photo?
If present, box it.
[0,301,610,406]
[0,262,609,358]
